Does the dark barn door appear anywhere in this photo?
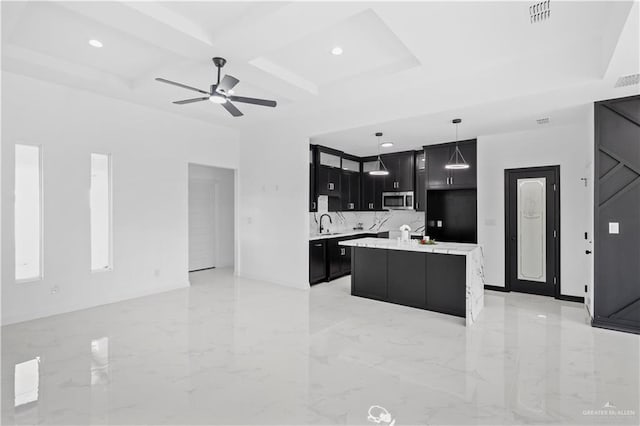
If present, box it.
[594,95,640,334]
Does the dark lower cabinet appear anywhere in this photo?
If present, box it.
[350,248,467,319]
[328,237,352,280]
[426,253,466,317]
[309,240,327,284]
[352,247,388,300]
[388,250,426,308]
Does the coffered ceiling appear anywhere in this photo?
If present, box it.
[2,1,638,143]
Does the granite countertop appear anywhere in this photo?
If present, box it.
[339,237,481,255]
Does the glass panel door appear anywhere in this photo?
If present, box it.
[517,177,546,282]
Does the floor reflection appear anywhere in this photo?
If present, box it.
[1,268,639,425]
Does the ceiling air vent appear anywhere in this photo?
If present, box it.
[614,74,640,88]
[536,117,550,125]
[530,1,551,24]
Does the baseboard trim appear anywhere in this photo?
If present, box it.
[484,284,508,292]
[592,318,640,335]
[557,294,585,303]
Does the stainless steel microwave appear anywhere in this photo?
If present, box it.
[382,191,414,210]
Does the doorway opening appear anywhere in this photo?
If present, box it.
[188,164,235,275]
[505,165,560,298]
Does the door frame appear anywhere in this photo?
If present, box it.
[504,165,561,298]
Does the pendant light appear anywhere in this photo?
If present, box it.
[369,132,390,176]
[445,118,470,170]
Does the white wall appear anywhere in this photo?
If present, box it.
[237,129,309,289]
[1,72,239,325]
[188,164,235,269]
[477,110,593,298]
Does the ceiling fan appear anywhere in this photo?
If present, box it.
[155,57,277,117]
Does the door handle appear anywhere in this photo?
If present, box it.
[585,250,592,254]
[314,243,323,247]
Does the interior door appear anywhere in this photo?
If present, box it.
[506,167,559,297]
[189,178,216,271]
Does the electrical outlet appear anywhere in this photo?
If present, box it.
[584,285,587,293]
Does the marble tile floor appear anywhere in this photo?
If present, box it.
[2,268,639,425]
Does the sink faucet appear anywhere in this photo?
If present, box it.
[319,214,332,234]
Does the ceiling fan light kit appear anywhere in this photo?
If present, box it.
[155,57,277,117]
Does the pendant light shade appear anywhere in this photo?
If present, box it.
[370,132,389,176]
[445,118,470,170]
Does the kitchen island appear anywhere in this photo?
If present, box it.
[339,238,485,325]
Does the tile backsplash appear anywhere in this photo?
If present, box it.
[310,196,424,235]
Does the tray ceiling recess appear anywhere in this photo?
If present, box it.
[249,8,420,95]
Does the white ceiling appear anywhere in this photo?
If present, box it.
[2,1,638,146]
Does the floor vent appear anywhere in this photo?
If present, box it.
[530,1,551,23]
[614,74,640,88]
[536,117,550,125]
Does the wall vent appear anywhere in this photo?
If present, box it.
[614,74,640,88]
[536,117,550,125]
[530,1,551,23]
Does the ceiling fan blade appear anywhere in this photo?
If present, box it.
[221,101,243,117]
[216,75,240,94]
[155,78,209,95]
[173,97,210,105]
[228,95,277,108]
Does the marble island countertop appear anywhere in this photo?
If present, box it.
[339,237,481,255]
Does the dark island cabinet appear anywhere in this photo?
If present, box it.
[426,253,466,317]
[387,250,426,308]
[381,152,415,191]
[309,240,327,284]
[425,140,477,190]
[352,247,388,300]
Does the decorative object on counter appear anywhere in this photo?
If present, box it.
[369,132,390,176]
[399,224,411,242]
[445,119,470,170]
[353,222,364,230]
[419,237,436,245]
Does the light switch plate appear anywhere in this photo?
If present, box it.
[609,222,619,234]
[437,220,443,228]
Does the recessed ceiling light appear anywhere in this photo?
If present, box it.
[380,142,394,148]
[209,95,227,104]
[88,39,103,48]
[331,46,343,56]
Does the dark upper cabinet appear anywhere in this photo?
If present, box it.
[317,165,342,196]
[362,159,384,210]
[341,156,361,211]
[309,240,327,285]
[415,150,426,211]
[449,141,476,189]
[425,140,477,190]
[380,152,415,191]
[341,171,361,211]
[309,146,317,212]
[425,144,451,189]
